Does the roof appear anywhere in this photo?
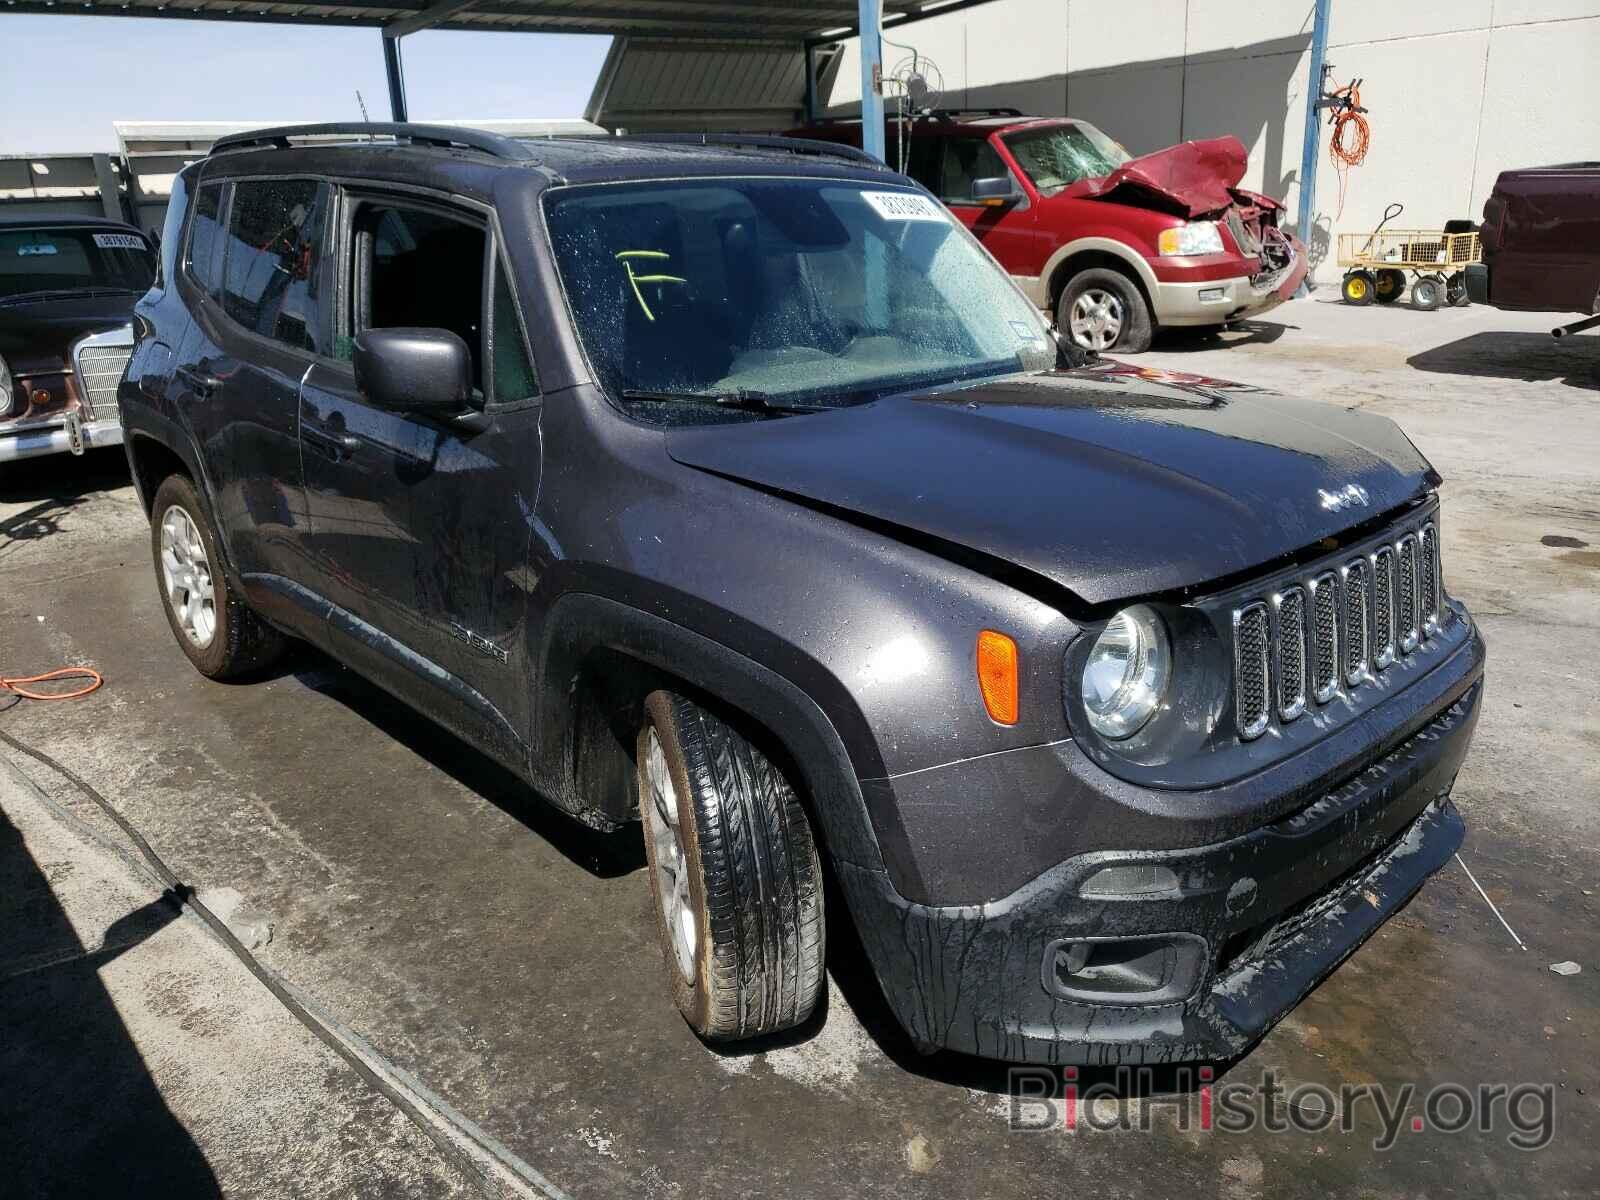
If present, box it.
[191,123,893,188]
[0,213,146,234]
[1,0,951,41]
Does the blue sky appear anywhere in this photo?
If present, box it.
[0,16,612,153]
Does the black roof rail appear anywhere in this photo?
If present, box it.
[925,107,1027,119]
[618,132,884,168]
[210,122,540,162]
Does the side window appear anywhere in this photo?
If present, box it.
[905,137,941,193]
[185,182,228,298]
[221,179,329,354]
[490,262,538,404]
[938,139,1010,204]
[346,202,487,393]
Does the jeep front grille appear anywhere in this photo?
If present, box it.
[1231,520,1443,740]
[72,337,133,422]
[1233,603,1270,740]
[1418,524,1440,629]
[1309,572,1339,703]
[1273,587,1307,721]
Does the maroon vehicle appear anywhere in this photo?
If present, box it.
[1466,163,1600,330]
[793,111,1306,352]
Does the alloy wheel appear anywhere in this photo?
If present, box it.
[1069,288,1125,351]
[159,504,217,648]
[644,728,696,982]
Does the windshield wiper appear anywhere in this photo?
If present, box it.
[620,388,831,415]
[0,286,139,306]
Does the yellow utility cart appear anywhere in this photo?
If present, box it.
[1338,203,1481,310]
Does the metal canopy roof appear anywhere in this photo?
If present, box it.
[1,0,965,42]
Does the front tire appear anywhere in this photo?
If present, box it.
[1057,267,1153,353]
[150,474,285,680]
[637,691,825,1041]
[1342,270,1375,305]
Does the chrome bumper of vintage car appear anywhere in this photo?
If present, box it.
[0,415,124,462]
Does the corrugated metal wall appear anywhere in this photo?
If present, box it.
[587,38,817,131]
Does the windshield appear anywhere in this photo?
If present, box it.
[544,179,1055,416]
[1004,123,1133,194]
[0,227,153,301]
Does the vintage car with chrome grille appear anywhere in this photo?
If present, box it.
[121,124,1482,1066]
[0,215,152,463]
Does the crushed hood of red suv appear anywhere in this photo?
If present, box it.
[1060,135,1282,220]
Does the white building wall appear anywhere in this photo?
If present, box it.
[828,1,1600,281]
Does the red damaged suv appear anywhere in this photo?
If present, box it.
[797,111,1306,352]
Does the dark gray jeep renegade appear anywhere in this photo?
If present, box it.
[120,123,1484,1066]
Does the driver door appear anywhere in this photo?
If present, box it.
[937,136,1043,280]
[298,192,541,770]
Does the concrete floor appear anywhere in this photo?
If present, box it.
[2,297,1597,1197]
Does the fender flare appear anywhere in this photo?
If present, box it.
[535,591,894,876]
[123,417,244,590]
[1039,237,1160,310]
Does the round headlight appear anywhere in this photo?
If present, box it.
[1081,604,1170,739]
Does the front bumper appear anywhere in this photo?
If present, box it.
[838,673,1481,1065]
[0,416,123,463]
[1152,237,1308,327]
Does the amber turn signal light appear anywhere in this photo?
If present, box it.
[976,630,1019,725]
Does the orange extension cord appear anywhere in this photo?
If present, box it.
[1327,79,1371,220]
[0,666,104,703]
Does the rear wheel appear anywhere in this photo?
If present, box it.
[1446,271,1470,306]
[1057,267,1152,353]
[1412,274,1445,311]
[150,474,286,679]
[637,691,825,1041]
[1374,268,1406,304]
[1342,270,1375,306]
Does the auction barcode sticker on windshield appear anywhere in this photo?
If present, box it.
[861,191,947,223]
[93,233,146,250]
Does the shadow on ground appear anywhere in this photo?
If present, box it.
[290,650,646,879]
[1152,319,1294,353]
[0,802,221,1198]
[1407,331,1600,391]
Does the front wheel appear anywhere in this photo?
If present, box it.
[1342,270,1375,305]
[637,691,825,1041]
[1057,268,1153,353]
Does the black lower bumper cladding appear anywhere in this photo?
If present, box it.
[840,679,1481,1065]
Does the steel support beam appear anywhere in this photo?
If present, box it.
[804,41,819,123]
[383,33,409,122]
[1296,0,1332,253]
[858,0,884,162]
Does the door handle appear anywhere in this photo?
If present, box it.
[175,364,221,396]
[303,423,361,458]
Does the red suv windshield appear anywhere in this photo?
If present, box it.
[1003,123,1132,194]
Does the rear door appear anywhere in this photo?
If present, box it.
[298,192,540,769]
[174,176,329,593]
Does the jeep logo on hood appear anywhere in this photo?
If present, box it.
[1319,484,1371,512]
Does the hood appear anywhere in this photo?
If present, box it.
[0,291,138,372]
[665,365,1438,607]
[1060,136,1258,219]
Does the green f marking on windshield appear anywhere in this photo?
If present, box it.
[616,250,687,321]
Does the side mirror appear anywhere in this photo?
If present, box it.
[353,328,474,415]
[971,175,1021,206]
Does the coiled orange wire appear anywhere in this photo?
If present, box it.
[1327,79,1370,219]
[1,667,104,702]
